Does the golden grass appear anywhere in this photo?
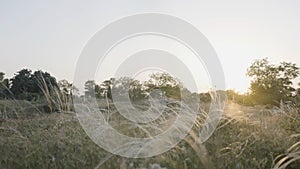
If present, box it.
[0,101,299,169]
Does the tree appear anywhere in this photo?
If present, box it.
[10,69,59,101]
[0,72,4,82]
[99,78,115,100]
[94,84,102,99]
[146,73,181,100]
[111,77,133,98]
[84,80,96,98]
[10,69,33,99]
[247,58,299,105]
[129,79,147,101]
[110,77,147,102]
[0,72,9,99]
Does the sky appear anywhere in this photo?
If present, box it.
[0,0,300,93]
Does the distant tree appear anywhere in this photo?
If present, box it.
[111,77,132,99]
[199,92,211,103]
[10,69,33,99]
[10,69,59,101]
[146,73,181,100]
[147,72,179,87]
[0,72,4,82]
[110,77,147,102]
[94,84,102,99]
[84,80,96,98]
[0,72,9,99]
[129,79,147,101]
[247,58,299,105]
[100,78,115,100]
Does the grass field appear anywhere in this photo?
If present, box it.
[0,100,300,169]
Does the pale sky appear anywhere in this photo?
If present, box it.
[1,0,300,93]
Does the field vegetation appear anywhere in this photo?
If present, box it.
[0,58,300,169]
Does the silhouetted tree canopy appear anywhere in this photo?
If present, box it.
[247,58,299,105]
[10,69,58,100]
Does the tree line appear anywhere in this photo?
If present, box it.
[0,58,299,112]
[0,69,71,99]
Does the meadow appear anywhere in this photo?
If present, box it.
[1,99,299,169]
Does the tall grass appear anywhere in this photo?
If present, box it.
[271,104,300,169]
[272,134,300,169]
[35,73,73,113]
[1,84,300,168]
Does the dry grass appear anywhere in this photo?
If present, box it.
[0,100,300,169]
